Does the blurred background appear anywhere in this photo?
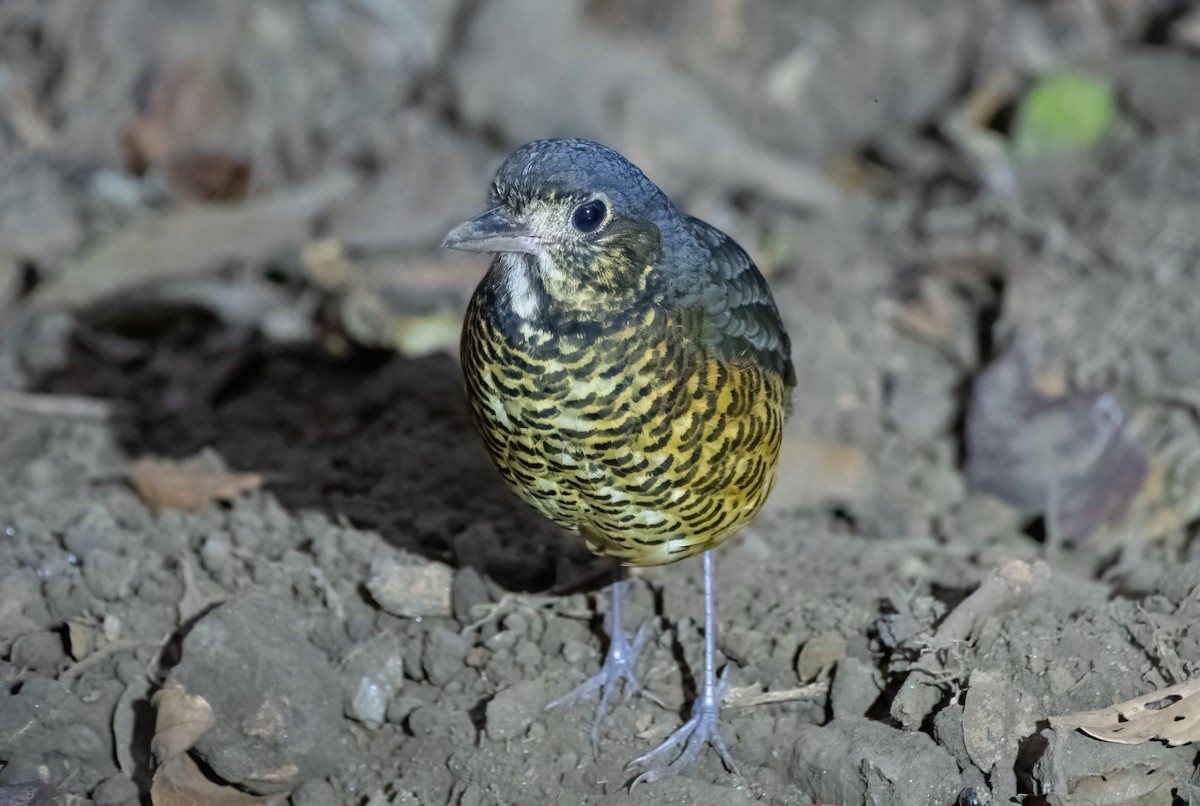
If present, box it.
[5,0,1200,562]
[4,1,1200,804]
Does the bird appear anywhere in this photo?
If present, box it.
[444,138,794,783]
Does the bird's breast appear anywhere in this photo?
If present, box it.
[461,285,787,566]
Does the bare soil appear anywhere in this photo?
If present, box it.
[3,1,1200,804]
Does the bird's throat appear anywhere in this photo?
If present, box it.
[499,252,543,321]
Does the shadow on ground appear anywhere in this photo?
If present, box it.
[36,309,606,593]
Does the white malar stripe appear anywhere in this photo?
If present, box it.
[501,253,539,320]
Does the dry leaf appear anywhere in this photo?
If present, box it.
[151,680,216,762]
[66,619,94,661]
[30,171,355,309]
[1069,764,1176,805]
[151,752,279,806]
[130,451,263,512]
[1052,678,1200,746]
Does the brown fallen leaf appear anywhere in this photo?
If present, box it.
[30,170,356,310]
[1052,678,1200,746]
[1068,764,1176,805]
[151,680,216,763]
[149,682,287,805]
[65,619,94,661]
[130,450,263,512]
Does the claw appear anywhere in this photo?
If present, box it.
[627,665,737,786]
[547,619,660,747]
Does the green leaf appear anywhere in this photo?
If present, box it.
[1012,72,1117,158]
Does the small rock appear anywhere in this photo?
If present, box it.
[386,694,423,725]
[342,633,406,728]
[171,595,341,795]
[962,669,1038,773]
[721,626,770,667]
[451,566,491,625]
[0,570,51,651]
[81,550,138,601]
[486,680,551,741]
[10,631,66,673]
[539,617,591,658]
[407,703,474,740]
[92,774,139,805]
[790,717,961,805]
[367,558,453,619]
[561,640,590,665]
[796,631,847,683]
[933,703,973,772]
[291,779,338,806]
[63,505,124,556]
[1118,49,1200,132]
[422,627,468,686]
[829,656,883,720]
[199,535,233,576]
[513,638,542,672]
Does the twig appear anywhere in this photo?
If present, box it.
[725,681,829,709]
[0,390,117,421]
[59,639,146,686]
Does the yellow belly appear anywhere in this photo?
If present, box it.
[462,305,787,567]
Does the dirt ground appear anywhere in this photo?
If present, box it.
[4,1,1200,804]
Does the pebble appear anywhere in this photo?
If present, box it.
[386,694,423,725]
[513,638,541,672]
[342,633,406,728]
[486,679,550,741]
[451,566,491,624]
[63,505,123,556]
[561,639,591,665]
[171,594,341,794]
[422,627,468,686]
[790,717,960,805]
[92,774,139,805]
[81,550,137,601]
[367,558,453,619]
[796,631,847,683]
[9,631,65,673]
[292,779,338,806]
[830,656,884,720]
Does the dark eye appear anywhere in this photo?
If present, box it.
[571,199,607,233]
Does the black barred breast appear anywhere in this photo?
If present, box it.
[460,273,789,567]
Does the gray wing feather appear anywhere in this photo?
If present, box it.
[674,217,796,387]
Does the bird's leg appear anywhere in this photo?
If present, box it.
[629,551,738,784]
[547,573,661,747]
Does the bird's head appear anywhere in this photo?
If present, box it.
[444,139,671,315]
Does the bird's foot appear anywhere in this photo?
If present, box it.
[628,665,737,786]
[547,620,662,747]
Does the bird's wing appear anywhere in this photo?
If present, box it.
[672,217,796,388]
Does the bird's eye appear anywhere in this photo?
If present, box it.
[571,199,607,233]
